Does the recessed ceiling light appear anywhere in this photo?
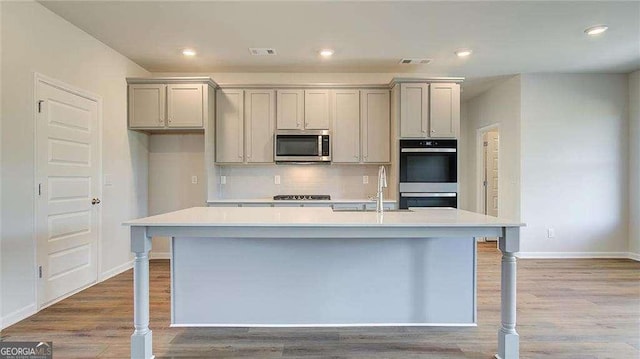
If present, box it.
[455,49,473,58]
[182,48,197,57]
[584,25,608,36]
[319,49,334,57]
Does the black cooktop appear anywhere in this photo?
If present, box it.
[273,195,331,201]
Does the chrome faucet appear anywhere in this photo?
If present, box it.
[376,165,387,213]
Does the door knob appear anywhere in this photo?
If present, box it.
[91,198,101,205]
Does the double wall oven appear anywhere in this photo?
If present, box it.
[399,139,457,209]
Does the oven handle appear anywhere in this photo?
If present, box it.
[401,148,456,153]
[401,192,457,197]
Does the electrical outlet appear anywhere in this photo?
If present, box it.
[220,176,226,185]
[547,228,555,238]
[274,175,281,185]
[191,176,198,184]
[363,176,369,184]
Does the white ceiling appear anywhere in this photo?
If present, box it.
[41,1,639,78]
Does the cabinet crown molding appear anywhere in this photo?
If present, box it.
[388,77,465,87]
[127,77,218,87]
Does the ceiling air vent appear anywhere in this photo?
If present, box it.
[399,58,431,65]
[249,48,277,56]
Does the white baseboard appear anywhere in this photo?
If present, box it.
[100,260,134,281]
[517,252,631,259]
[149,251,170,260]
[1,303,37,330]
[628,252,640,262]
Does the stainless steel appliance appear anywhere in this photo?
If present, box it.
[399,139,457,209]
[274,130,331,163]
[273,194,331,200]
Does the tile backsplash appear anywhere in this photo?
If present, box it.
[217,164,391,200]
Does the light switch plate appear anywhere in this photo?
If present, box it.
[191,176,198,184]
[274,175,281,185]
[547,228,555,238]
[220,176,227,185]
[104,174,113,186]
[363,176,369,184]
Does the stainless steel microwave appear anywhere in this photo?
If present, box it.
[274,130,331,163]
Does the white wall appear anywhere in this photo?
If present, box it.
[217,164,386,200]
[461,76,522,220]
[629,70,640,258]
[1,1,149,328]
[148,134,206,256]
[520,74,629,255]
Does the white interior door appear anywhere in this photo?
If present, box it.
[35,78,100,308]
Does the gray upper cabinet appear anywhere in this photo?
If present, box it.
[429,83,460,138]
[216,89,244,163]
[400,83,429,138]
[244,90,276,163]
[276,90,304,129]
[361,90,390,163]
[128,84,166,129]
[128,79,214,131]
[331,90,361,163]
[276,89,330,130]
[166,84,204,128]
[331,89,390,164]
[304,90,330,129]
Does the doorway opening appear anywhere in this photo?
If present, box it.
[477,125,500,242]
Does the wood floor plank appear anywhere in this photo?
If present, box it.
[1,243,638,358]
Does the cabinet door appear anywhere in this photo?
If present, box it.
[128,84,166,128]
[216,90,244,163]
[167,84,204,128]
[429,83,460,138]
[304,90,330,129]
[245,90,275,163]
[276,90,304,129]
[331,90,360,163]
[400,83,429,138]
[361,90,390,163]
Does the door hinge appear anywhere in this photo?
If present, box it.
[38,266,43,279]
[483,180,488,187]
[37,100,44,113]
[38,183,42,196]
[483,141,488,147]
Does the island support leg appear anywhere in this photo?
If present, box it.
[131,226,154,359]
[496,227,520,359]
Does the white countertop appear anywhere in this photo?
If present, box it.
[207,198,396,204]
[125,207,524,228]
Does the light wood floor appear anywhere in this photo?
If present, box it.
[1,243,639,358]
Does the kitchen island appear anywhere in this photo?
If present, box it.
[125,207,524,359]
